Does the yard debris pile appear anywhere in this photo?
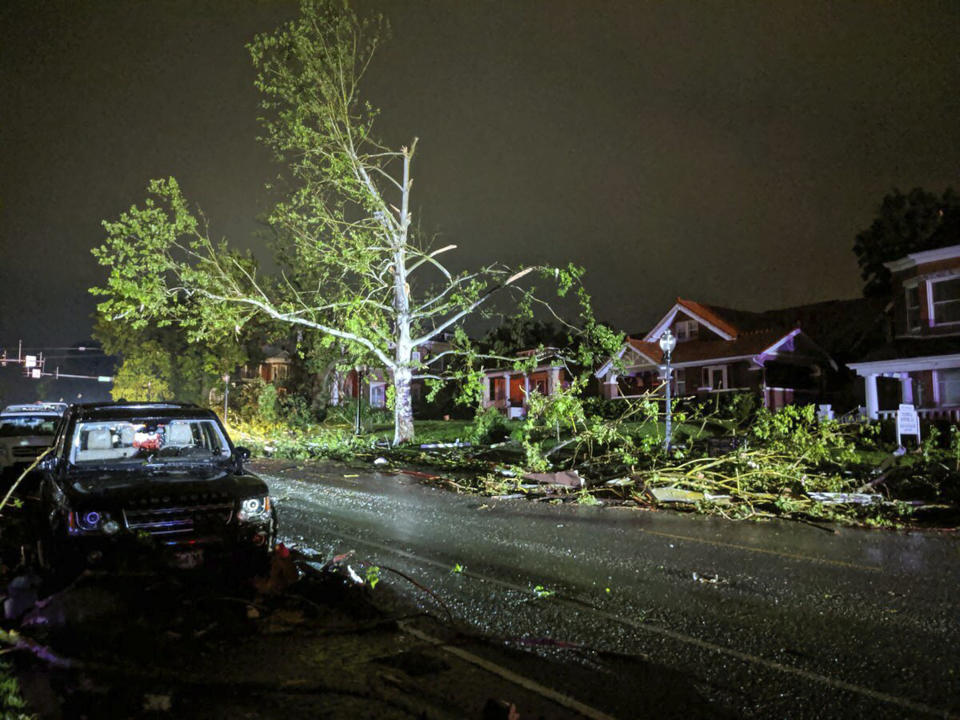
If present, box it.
[234,401,960,527]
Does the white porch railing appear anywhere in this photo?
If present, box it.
[878,407,960,422]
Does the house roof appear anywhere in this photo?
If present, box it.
[644,298,776,341]
[884,243,960,272]
[628,328,802,366]
[758,297,888,359]
[675,298,773,337]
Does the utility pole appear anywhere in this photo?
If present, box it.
[222,374,230,422]
[355,367,364,435]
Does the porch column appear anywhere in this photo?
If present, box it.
[501,372,510,403]
[523,373,530,407]
[603,372,619,399]
[898,373,914,404]
[864,373,879,420]
[484,376,493,405]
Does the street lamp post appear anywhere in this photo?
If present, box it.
[355,366,365,435]
[659,328,677,454]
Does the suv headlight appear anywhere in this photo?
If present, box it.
[238,496,271,522]
[69,510,120,535]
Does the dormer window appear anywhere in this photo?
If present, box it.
[905,284,921,332]
[675,319,698,342]
[932,276,960,325]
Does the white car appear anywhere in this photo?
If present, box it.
[0,404,65,478]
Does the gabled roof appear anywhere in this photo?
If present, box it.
[643,297,772,341]
[598,327,836,377]
[675,299,742,337]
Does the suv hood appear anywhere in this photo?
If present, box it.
[66,468,267,502]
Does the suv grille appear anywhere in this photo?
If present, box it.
[12,446,45,459]
[122,494,234,537]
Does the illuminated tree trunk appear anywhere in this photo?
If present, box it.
[393,364,414,445]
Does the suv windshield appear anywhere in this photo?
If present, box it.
[70,417,231,465]
[0,416,59,437]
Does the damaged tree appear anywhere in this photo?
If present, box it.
[91,0,555,444]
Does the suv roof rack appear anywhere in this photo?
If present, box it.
[78,402,201,410]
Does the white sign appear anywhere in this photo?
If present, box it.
[30,369,41,379]
[24,354,37,368]
[896,403,921,447]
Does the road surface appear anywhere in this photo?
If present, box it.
[254,459,960,719]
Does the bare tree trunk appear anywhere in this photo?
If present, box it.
[393,365,414,444]
[390,143,416,445]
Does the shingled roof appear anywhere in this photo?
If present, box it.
[627,328,802,366]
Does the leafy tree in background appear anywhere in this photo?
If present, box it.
[93,316,247,405]
[482,318,568,358]
[854,187,960,298]
[90,0,593,444]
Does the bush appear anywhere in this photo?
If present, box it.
[750,403,859,465]
[257,383,281,424]
[280,393,316,428]
[468,407,512,444]
[581,397,626,420]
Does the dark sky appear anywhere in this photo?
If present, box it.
[1,0,959,395]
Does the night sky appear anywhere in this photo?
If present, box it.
[1,0,958,400]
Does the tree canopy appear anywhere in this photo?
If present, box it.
[90,0,603,443]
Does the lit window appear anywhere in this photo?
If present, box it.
[932,277,960,325]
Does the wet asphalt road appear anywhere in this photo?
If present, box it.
[253,459,960,719]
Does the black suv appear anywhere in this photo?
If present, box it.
[37,402,276,573]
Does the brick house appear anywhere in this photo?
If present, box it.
[330,335,455,410]
[238,348,293,384]
[848,244,960,421]
[481,350,570,418]
[596,298,835,409]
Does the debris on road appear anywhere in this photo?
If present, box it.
[649,486,704,504]
[807,492,882,505]
[692,572,724,585]
[523,470,583,488]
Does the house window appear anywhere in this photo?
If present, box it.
[370,384,386,408]
[937,368,960,406]
[700,365,727,390]
[905,284,921,332]
[411,350,421,364]
[675,320,698,342]
[674,370,685,395]
[271,364,289,381]
[932,277,960,325]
